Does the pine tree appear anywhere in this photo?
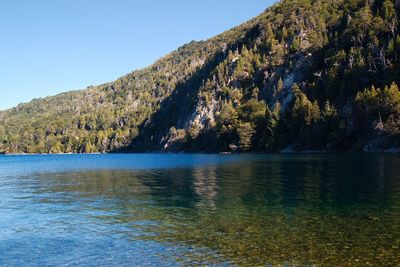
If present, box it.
[237,122,256,151]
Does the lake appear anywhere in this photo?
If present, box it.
[0,154,399,266]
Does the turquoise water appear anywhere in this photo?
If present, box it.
[0,154,399,266]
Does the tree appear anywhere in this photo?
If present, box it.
[237,122,256,151]
[291,36,301,52]
[290,84,321,148]
[50,141,63,154]
[84,141,95,153]
[381,0,398,37]
[356,83,400,117]
[348,1,373,44]
[237,100,267,124]
[356,83,400,136]
[292,84,320,125]
[381,82,400,116]
[276,78,284,95]
[264,102,281,149]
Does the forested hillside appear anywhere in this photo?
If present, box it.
[1,0,400,153]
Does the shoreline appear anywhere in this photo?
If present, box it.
[1,151,400,156]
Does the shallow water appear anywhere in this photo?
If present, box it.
[0,154,399,266]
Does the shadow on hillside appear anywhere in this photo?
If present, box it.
[113,49,229,153]
[111,24,269,153]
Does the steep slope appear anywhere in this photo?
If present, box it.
[0,40,230,153]
[1,0,400,154]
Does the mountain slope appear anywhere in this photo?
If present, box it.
[1,0,400,154]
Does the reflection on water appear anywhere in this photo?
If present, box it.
[0,154,400,266]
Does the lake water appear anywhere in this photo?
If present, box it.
[0,154,399,266]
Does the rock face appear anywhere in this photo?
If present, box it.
[188,97,218,134]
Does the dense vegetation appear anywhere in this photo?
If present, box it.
[1,0,400,153]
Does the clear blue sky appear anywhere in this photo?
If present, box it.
[0,0,275,110]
